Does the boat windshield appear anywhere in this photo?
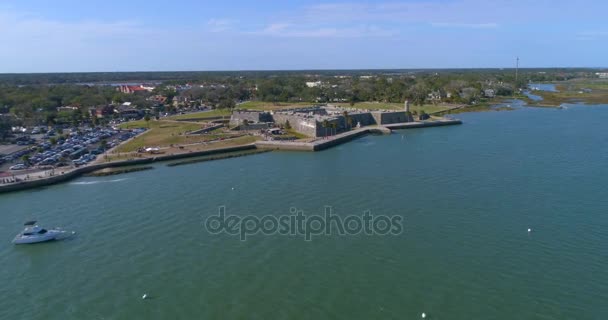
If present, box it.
[38,229,48,234]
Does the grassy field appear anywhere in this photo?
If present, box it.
[528,80,608,106]
[167,109,231,120]
[116,120,220,152]
[285,129,310,140]
[237,101,313,110]
[106,135,258,161]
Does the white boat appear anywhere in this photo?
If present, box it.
[12,221,75,244]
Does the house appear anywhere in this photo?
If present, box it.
[56,106,79,112]
[595,72,608,79]
[90,105,115,118]
[483,89,496,98]
[172,96,190,107]
[114,103,141,119]
[427,91,443,102]
[306,81,322,88]
[147,95,168,105]
[117,85,152,94]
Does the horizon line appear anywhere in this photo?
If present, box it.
[1,66,608,75]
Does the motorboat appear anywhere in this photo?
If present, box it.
[12,221,75,244]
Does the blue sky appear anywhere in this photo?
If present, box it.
[1,0,607,72]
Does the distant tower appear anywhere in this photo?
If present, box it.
[515,56,520,83]
[404,100,410,113]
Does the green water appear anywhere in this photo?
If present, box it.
[1,105,607,319]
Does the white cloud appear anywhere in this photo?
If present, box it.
[253,23,396,38]
[431,22,498,29]
[207,19,236,32]
[0,9,169,72]
[263,23,291,33]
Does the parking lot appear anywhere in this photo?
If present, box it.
[0,126,146,176]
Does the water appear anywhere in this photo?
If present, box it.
[525,83,559,101]
[1,105,608,319]
[524,91,544,101]
[529,83,558,92]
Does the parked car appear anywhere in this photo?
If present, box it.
[9,164,27,170]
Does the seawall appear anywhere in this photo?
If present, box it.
[384,119,463,129]
[0,144,256,194]
[255,120,460,151]
[0,119,462,194]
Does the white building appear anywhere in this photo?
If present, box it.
[596,72,608,79]
[306,81,322,88]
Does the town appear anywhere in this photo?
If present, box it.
[2,68,607,190]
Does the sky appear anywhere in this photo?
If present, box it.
[0,0,607,72]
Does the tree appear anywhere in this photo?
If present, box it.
[144,114,151,128]
[342,111,351,130]
[322,120,329,138]
[0,116,12,141]
[71,108,83,126]
[331,122,337,136]
[22,155,30,164]
[49,137,57,145]
[219,99,236,110]
[100,139,108,150]
[284,120,292,130]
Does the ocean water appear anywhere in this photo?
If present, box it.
[1,105,607,319]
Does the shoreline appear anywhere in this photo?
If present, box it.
[0,119,462,194]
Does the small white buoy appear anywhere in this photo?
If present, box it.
[142,294,148,299]
[422,312,426,318]
[231,187,235,190]
[528,228,532,233]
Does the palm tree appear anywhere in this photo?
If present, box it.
[322,120,329,138]
[144,114,151,128]
[331,122,337,136]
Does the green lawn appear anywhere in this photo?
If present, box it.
[529,82,608,106]
[237,101,456,114]
[167,109,231,120]
[285,129,310,140]
[116,120,208,152]
[237,101,313,110]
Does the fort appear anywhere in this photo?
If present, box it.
[230,102,424,138]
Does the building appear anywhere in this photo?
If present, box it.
[484,89,496,98]
[147,95,168,105]
[56,106,79,112]
[596,72,608,79]
[305,81,322,88]
[90,105,115,118]
[230,104,414,138]
[114,103,142,119]
[117,85,154,94]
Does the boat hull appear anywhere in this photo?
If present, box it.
[12,230,69,244]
